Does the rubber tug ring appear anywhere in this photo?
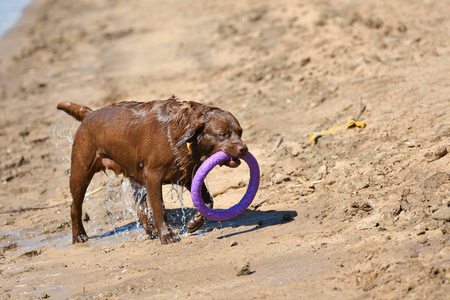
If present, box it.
[191,151,260,221]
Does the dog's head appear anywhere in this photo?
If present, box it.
[173,101,248,168]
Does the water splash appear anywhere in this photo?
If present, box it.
[102,176,147,242]
[166,183,189,236]
[51,109,78,170]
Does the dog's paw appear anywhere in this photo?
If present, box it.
[142,224,159,239]
[73,234,89,244]
[139,217,158,238]
[187,212,206,233]
[160,229,181,244]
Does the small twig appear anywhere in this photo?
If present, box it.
[354,97,366,121]
[0,203,67,214]
[85,186,103,197]
[250,198,268,210]
[271,136,283,153]
[212,181,246,197]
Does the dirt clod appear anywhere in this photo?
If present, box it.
[235,261,252,276]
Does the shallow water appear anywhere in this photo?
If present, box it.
[0,0,33,38]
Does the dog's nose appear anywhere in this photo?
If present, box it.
[237,144,248,157]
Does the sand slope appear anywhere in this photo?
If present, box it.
[1,0,449,298]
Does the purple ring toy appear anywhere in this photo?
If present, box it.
[191,151,260,221]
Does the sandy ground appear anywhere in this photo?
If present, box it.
[1,0,449,299]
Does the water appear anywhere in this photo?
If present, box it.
[0,0,33,38]
[51,109,78,170]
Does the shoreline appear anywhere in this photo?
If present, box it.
[0,0,34,39]
[0,0,39,72]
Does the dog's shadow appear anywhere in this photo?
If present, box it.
[90,208,297,241]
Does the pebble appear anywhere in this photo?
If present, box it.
[414,224,427,236]
[432,207,450,222]
[409,249,419,258]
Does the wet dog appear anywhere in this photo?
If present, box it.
[57,96,248,244]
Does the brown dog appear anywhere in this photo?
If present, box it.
[57,96,248,244]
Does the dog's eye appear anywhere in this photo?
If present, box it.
[219,132,229,138]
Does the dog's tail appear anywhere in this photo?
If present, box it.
[57,102,93,122]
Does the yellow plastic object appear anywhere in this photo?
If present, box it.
[310,120,366,144]
[346,119,366,129]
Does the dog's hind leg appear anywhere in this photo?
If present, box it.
[69,135,101,244]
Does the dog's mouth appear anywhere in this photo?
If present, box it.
[220,157,241,168]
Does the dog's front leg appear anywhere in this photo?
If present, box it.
[146,175,180,244]
[186,182,213,233]
[131,179,158,238]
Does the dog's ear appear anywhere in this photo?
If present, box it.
[172,102,207,147]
